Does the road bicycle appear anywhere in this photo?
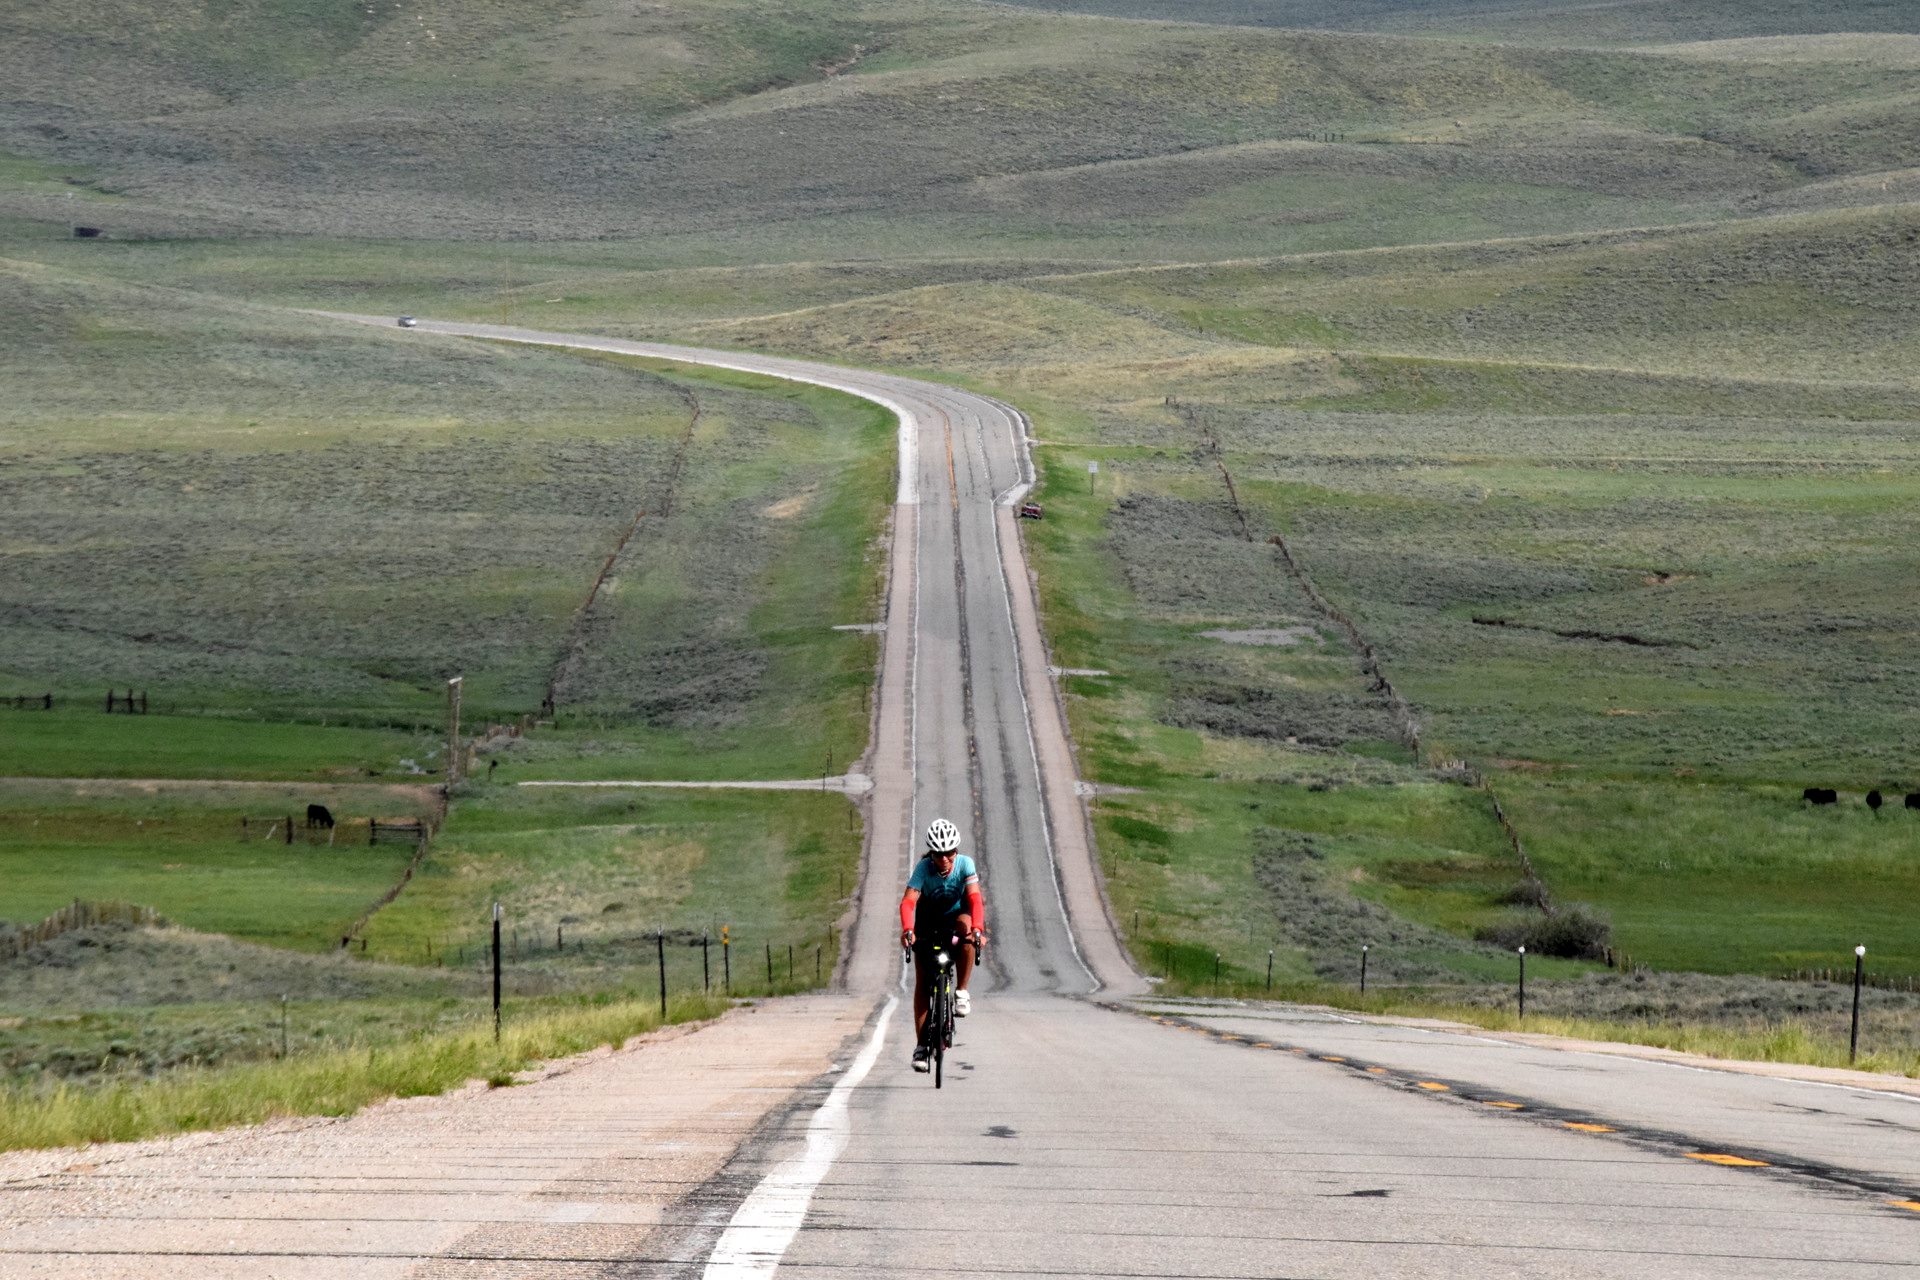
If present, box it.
[908,933,978,1089]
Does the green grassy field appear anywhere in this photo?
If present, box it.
[0,711,430,781]
[0,780,440,949]
[3,0,1919,1096]
[358,785,857,977]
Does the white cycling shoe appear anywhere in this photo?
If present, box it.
[955,990,972,1017]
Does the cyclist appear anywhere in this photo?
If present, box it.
[900,817,984,1072]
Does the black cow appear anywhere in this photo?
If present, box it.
[1867,789,1884,815]
[1803,787,1838,806]
[1907,792,1920,811]
[305,803,335,829]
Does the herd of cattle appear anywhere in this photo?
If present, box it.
[1802,787,1920,811]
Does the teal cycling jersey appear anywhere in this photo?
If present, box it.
[907,853,978,931]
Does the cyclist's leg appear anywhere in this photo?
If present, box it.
[955,921,976,991]
[911,947,933,1039]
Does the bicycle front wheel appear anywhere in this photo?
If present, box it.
[931,981,948,1088]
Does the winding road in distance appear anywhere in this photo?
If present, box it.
[3,317,1914,1279]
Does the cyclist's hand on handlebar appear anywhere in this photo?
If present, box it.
[901,928,915,949]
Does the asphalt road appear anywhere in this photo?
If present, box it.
[9,316,1908,1277]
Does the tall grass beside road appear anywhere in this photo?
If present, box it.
[0,991,728,1153]
[1240,983,1920,1080]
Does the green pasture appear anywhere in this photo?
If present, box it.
[0,710,428,781]
[358,786,858,978]
[1487,775,1920,978]
[0,783,440,950]
[1017,363,1920,988]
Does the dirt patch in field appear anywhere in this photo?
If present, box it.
[761,491,814,519]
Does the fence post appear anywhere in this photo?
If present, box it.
[703,931,710,993]
[104,688,113,713]
[446,676,464,785]
[1361,945,1369,994]
[1851,945,1866,1063]
[285,814,293,846]
[766,942,773,989]
[1266,948,1274,992]
[789,943,794,981]
[1517,946,1527,1022]
[722,925,731,995]
[492,902,503,1042]
[657,932,667,1018]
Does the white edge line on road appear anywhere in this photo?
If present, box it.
[987,391,1036,507]
[701,995,897,1279]
[517,778,872,793]
[981,400,1099,996]
[901,443,923,996]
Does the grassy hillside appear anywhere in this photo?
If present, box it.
[0,262,891,782]
[994,0,1920,46]
[5,1,1919,249]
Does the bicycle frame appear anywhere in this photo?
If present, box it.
[911,943,960,1088]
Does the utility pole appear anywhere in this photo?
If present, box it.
[446,676,464,784]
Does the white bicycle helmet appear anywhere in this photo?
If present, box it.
[925,818,961,853]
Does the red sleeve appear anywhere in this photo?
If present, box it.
[967,885,985,934]
[899,889,918,932]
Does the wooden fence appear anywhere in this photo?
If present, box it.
[1,900,166,961]
[369,818,429,847]
[1776,967,1920,993]
[3,693,54,710]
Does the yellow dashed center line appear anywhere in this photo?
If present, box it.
[1174,1017,1806,1177]
[1889,1200,1920,1213]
